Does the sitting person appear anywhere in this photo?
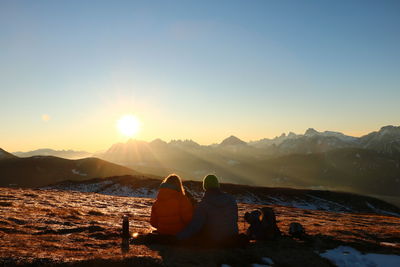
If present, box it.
[176,174,241,247]
[150,174,194,236]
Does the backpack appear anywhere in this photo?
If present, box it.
[244,207,281,240]
[288,222,305,238]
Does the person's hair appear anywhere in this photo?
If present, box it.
[163,174,185,195]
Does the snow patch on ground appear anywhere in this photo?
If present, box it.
[251,257,274,267]
[307,194,352,212]
[237,191,263,204]
[42,180,113,192]
[268,196,319,211]
[366,202,400,217]
[288,199,318,210]
[261,257,274,265]
[43,181,157,199]
[252,258,273,267]
[42,182,398,217]
[320,246,400,267]
[71,169,88,176]
[185,188,203,200]
[266,195,357,213]
[100,184,157,198]
[236,194,259,204]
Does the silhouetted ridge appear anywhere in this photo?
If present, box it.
[0,156,139,187]
[0,148,17,160]
[13,148,91,159]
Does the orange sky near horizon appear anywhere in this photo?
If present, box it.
[2,116,391,153]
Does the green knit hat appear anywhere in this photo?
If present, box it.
[203,174,220,191]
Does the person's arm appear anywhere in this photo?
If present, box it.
[176,202,206,240]
[233,199,238,222]
[150,204,158,229]
[233,198,239,233]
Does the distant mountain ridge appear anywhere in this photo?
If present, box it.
[0,148,17,160]
[2,125,400,200]
[359,125,400,154]
[13,148,91,159]
[249,125,400,155]
[95,125,400,160]
[93,125,400,200]
[11,125,400,158]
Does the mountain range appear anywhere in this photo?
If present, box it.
[12,125,400,158]
[249,125,400,155]
[93,125,400,201]
[3,125,400,203]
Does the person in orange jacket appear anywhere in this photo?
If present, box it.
[150,174,194,235]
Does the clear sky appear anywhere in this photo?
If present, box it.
[1,0,399,152]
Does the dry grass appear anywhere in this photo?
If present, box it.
[0,187,399,266]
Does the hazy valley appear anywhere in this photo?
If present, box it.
[96,125,400,203]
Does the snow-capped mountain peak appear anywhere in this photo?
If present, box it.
[378,125,400,137]
[305,128,319,136]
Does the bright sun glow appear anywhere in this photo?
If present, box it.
[117,115,141,137]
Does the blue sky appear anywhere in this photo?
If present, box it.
[1,0,399,151]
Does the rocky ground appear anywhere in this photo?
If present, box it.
[0,187,399,266]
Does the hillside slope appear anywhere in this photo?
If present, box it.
[0,148,17,160]
[0,156,140,187]
[254,148,400,197]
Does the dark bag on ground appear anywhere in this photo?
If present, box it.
[245,207,281,240]
[288,222,305,238]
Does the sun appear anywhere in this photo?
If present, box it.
[117,115,141,137]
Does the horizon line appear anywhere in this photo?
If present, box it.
[8,124,399,153]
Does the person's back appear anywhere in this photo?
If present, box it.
[177,174,239,246]
[151,174,193,235]
[197,188,238,243]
